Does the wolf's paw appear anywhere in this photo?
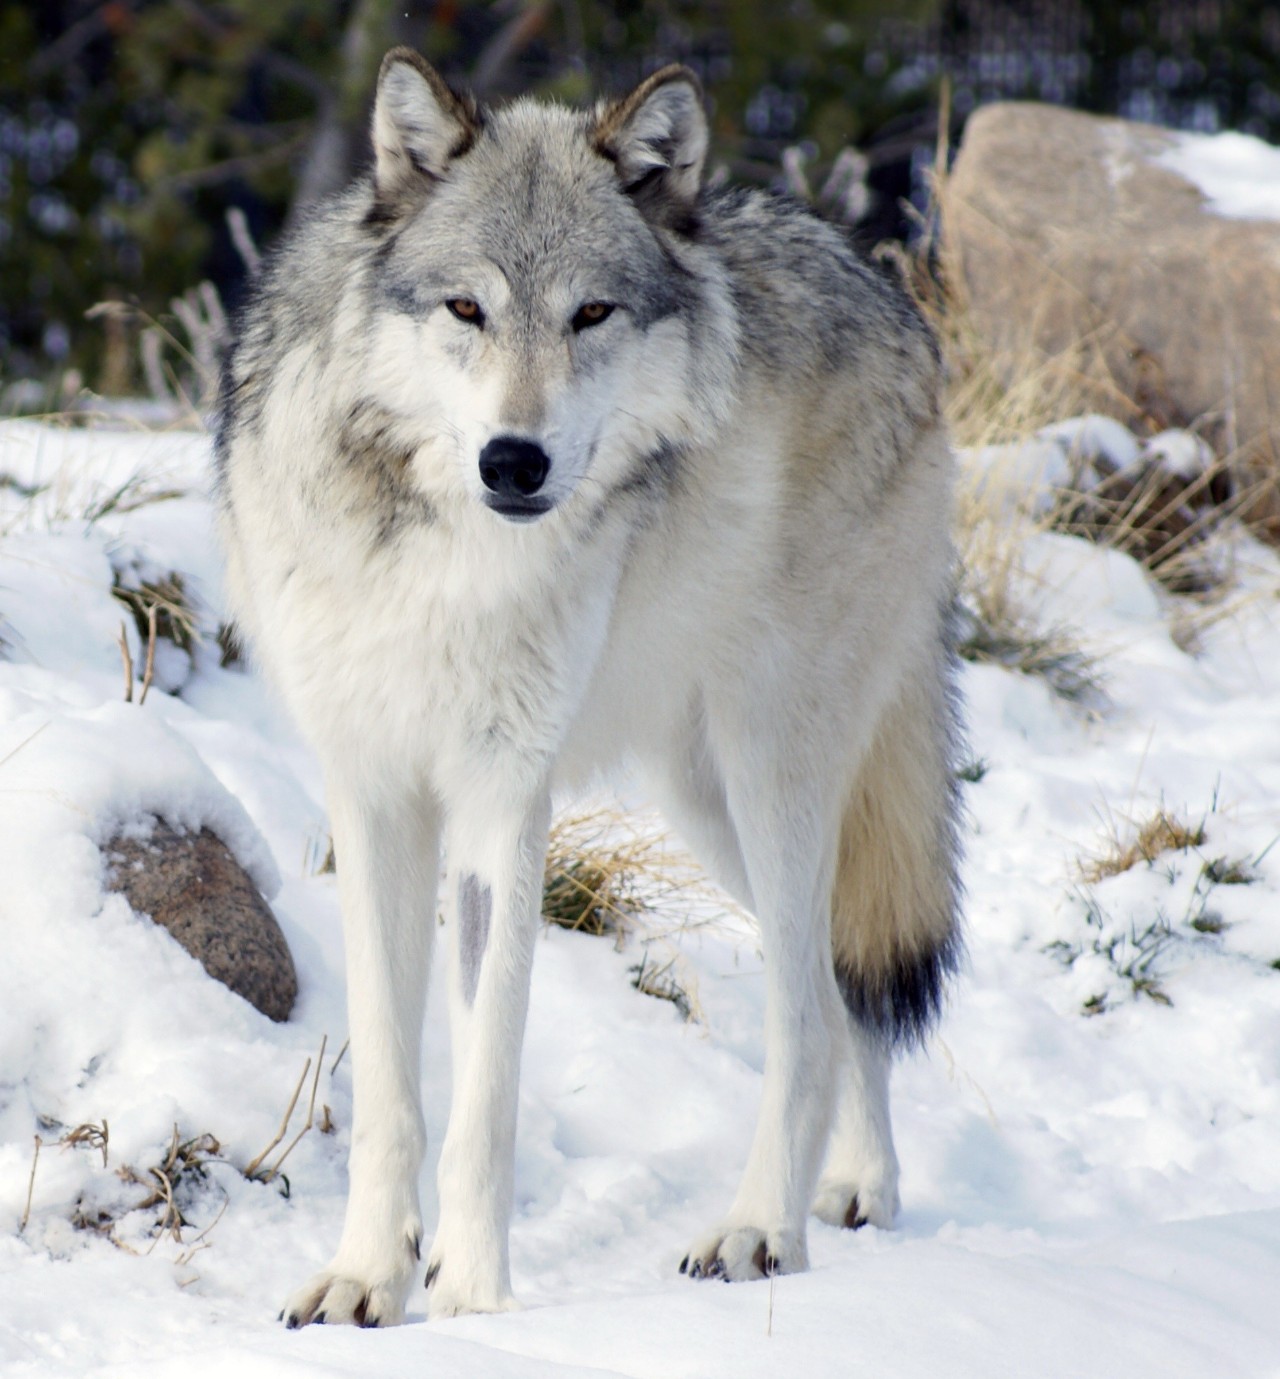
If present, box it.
[679,1225,808,1282]
[281,1265,414,1329]
[811,1175,899,1231]
[281,1230,420,1330]
[423,1252,521,1320]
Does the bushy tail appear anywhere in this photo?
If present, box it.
[830,660,964,1048]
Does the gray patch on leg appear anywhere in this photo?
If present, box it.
[458,873,492,1005]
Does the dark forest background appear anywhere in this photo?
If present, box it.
[3,0,1279,393]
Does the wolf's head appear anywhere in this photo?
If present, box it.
[352,49,735,525]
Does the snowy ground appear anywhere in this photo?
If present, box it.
[1,416,1279,1378]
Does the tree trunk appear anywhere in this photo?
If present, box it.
[285,0,401,228]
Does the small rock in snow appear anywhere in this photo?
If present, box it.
[103,819,297,1022]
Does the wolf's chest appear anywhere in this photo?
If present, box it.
[271,517,610,771]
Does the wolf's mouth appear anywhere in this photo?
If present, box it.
[484,496,554,524]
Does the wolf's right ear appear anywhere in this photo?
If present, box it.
[371,48,479,210]
[594,66,708,229]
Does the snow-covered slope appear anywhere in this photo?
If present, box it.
[1,419,1278,1377]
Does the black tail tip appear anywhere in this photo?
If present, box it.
[835,927,963,1050]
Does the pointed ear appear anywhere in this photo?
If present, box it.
[594,66,707,228]
[371,48,479,208]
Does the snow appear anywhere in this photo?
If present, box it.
[2,416,1280,1377]
[1157,128,1280,221]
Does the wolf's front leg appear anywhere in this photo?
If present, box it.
[282,778,440,1329]
[425,789,551,1319]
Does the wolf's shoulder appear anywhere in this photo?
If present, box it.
[695,185,934,367]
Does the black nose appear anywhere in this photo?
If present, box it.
[478,437,550,499]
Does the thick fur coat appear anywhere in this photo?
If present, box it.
[216,50,962,1327]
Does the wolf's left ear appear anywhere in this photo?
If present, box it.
[371,47,479,209]
[594,66,707,227]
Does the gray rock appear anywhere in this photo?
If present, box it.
[945,101,1280,536]
[104,820,297,1022]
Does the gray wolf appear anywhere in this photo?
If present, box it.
[215,48,962,1327]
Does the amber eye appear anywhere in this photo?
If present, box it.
[572,302,615,332]
[446,298,484,326]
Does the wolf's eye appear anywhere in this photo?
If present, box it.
[446,298,484,327]
[572,302,615,332]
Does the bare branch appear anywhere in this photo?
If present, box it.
[118,621,134,704]
[138,603,158,706]
[226,208,262,278]
[28,3,118,81]
[472,2,553,96]
[255,50,334,104]
[261,1035,327,1183]
[244,1057,310,1180]
[156,134,308,195]
[20,1135,42,1233]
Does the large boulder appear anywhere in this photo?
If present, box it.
[944,101,1280,535]
[104,819,297,1022]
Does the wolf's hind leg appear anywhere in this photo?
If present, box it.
[281,776,439,1329]
[814,663,962,1231]
[812,1016,900,1229]
[678,711,848,1282]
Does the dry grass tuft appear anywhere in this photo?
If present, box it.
[216,621,244,668]
[1080,807,1207,885]
[118,1126,226,1246]
[1048,445,1255,597]
[1059,795,1274,1014]
[950,452,1107,707]
[62,1120,110,1168]
[629,952,695,1022]
[45,1039,337,1272]
[111,569,198,656]
[539,804,746,1024]
[541,806,701,941]
[955,599,1102,705]
[1200,854,1261,887]
[0,426,190,538]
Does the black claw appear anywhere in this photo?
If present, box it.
[314,1311,327,1325]
[751,1240,769,1277]
[276,1310,285,1323]
[424,1260,441,1290]
[843,1194,867,1231]
[764,1254,779,1276]
[410,1232,422,1262]
[679,1255,690,1275]
[688,1253,726,1280]
[353,1296,368,1328]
